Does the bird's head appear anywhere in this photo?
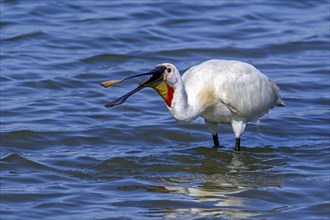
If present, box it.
[160,63,180,88]
[100,63,179,108]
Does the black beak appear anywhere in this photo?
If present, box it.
[103,66,166,108]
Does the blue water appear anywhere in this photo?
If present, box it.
[1,1,329,219]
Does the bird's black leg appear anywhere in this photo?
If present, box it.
[235,138,240,151]
[212,134,220,148]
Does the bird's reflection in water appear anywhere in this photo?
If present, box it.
[149,147,281,219]
[227,151,250,173]
[152,179,251,219]
[147,148,255,219]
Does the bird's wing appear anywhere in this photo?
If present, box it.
[217,62,281,118]
[182,60,282,118]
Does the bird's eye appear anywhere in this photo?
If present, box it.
[167,68,171,73]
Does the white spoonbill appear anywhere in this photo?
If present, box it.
[101,59,285,150]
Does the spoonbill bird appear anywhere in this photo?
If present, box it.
[101,59,285,150]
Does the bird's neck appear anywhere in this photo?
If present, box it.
[167,78,200,122]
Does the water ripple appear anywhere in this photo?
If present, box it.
[1,0,329,219]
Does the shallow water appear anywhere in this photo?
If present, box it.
[1,1,329,219]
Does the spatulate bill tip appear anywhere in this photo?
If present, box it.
[104,103,116,108]
[104,100,124,108]
[100,79,123,88]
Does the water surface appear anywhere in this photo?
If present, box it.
[1,1,329,219]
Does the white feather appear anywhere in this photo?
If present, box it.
[164,59,284,141]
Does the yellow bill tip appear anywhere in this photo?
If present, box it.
[100,79,123,88]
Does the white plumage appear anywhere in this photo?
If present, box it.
[101,59,285,150]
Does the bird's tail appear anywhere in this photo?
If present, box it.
[276,99,285,107]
